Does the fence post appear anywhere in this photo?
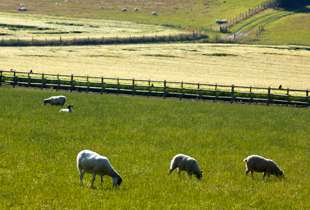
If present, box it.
[70,74,73,92]
[41,73,44,90]
[163,80,166,99]
[86,76,89,93]
[132,79,135,96]
[101,77,103,95]
[60,37,62,45]
[267,87,271,106]
[117,78,119,95]
[27,72,30,88]
[306,89,309,108]
[249,86,252,104]
[197,83,200,101]
[214,83,217,102]
[287,88,290,106]
[148,80,151,97]
[231,85,234,104]
[180,81,183,100]
[0,71,2,86]
[13,71,16,88]
[57,74,59,91]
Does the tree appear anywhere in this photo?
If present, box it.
[276,0,308,8]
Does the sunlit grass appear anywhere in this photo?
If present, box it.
[0,87,310,209]
[0,12,183,39]
[1,43,310,90]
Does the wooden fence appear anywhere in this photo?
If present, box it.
[0,70,309,107]
[213,0,277,32]
[0,31,206,47]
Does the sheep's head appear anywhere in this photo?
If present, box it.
[43,100,47,106]
[277,170,285,177]
[195,170,203,180]
[112,174,122,187]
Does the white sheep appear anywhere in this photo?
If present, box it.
[169,154,203,180]
[59,104,73,113]
[43,95,66,107]
[77,150,122,187]
[134,8,138,11]
[243,155,284,179]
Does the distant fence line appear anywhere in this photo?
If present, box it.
[0,70,309,107]
[0,31,207,47]
[212,0,277,32]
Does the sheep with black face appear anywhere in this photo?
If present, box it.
[77,150,122,187]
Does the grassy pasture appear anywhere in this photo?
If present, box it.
[256,12,310,46]
[1,87,310,209]
[1,43,310,90]
[0,0,268,30]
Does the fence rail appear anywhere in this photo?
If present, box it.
[0,70,309,107]
[0,31,206,47]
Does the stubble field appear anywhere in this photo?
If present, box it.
[1,43,310,90]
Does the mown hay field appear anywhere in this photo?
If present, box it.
[1,43,310,90]
[0,12,183,39]
[1,87,310,209]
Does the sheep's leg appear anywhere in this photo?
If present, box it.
[262,172,266,179]
[245,169,250,175]
[79,167,85,185]
[100,176,103,187]
[90,172,96,187]
[187,172,192,179]
[177,168,181,176]
[250,171,254,179]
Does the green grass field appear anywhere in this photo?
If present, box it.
[1,87,310,209]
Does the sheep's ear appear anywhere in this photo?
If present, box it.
[201,170,203,173]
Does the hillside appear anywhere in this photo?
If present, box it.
[0,0,268,30]
[0,0,309,45]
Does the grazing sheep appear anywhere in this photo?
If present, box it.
[59,104,73,113]
[122,8,127,11]
[43,96,66,107]
[152,12,157,15]
[134,8,138,11]
[244,155,284,179]
[169,154,203,180]
[77,150,122,187]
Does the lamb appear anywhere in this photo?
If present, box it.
[77,150,122,187]
[59,104,73,113]
[169,154,203,180]
[243,155,284,179]
[43,96,66,107]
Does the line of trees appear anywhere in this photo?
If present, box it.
[276,0,308,8]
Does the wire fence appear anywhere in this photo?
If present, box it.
[1,70,309,107]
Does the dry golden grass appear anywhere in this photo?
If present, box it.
[1,43,310,90]
[0,12,183,38]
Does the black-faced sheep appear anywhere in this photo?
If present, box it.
[244,155,284,179]
[169,154,203,180]
[59,104,73,113]
[77,150,122,187]
[43,96,66,107]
